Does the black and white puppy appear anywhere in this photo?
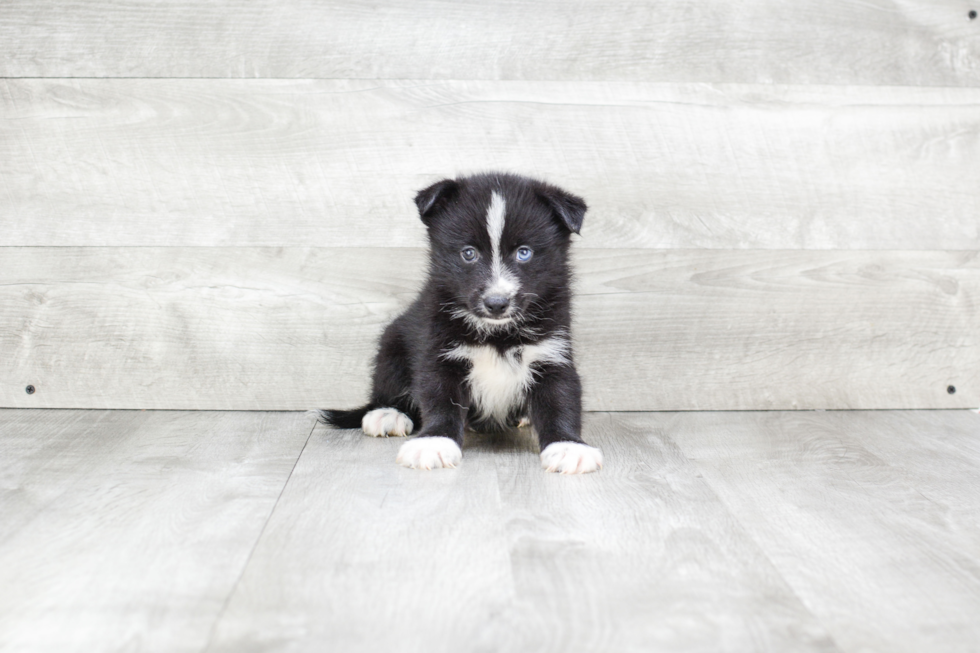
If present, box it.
[319,172,602,474]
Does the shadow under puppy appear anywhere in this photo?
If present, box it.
[319,172,602,474]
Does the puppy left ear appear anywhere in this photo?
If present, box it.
[536,184,587,234]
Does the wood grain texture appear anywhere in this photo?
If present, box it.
[1,247,976,411]
[206,420,516,653]
[668,410,980,653]
[208,413,839,653]
[0,409,315,653]
[4,410,980,651]
[836,411,980,553]
[485,413,839,652]
[1,0,978,85]
[3,80,979,250]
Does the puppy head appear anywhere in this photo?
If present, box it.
[415,173,586,335]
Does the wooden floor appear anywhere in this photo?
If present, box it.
[1,410,979,652]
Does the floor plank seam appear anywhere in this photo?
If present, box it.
[663,428,848,652]
[200,416,318,653]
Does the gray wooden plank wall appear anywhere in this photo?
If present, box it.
[1,248,977,411]
[1,0,978,84]
[1,1,978,410]
[3,81,980,250]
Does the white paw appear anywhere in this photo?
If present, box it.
[396,437,462,470]
[540,442,603,475]
[362,408,414,438]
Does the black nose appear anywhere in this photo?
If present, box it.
[483,295,510,317]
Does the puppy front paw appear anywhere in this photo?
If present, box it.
[540,441,603,475]
[396,436,462,470]
[362,408,414,437]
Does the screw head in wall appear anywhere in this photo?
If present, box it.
[26,385,36,395]
[947,385,957,394]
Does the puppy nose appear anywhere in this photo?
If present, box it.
[483,295,510,316]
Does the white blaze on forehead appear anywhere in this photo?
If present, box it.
[486,191,507,253]
[485,191,518,297]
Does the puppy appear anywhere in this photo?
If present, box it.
[319,173,602,474]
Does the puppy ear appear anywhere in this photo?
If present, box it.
[536,183,587,234]
[415,179,460,224]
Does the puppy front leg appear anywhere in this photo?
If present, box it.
[529,365,603,475]
[396,361,468,470]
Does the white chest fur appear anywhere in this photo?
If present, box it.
[442,337,570,423]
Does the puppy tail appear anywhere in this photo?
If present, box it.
[317,405,373,429]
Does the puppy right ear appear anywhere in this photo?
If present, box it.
[414,179,460,224]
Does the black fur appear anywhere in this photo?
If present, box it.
[319,172,591,455]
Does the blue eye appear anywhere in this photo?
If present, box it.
[461,247,479,262]
[516,246,533,262]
